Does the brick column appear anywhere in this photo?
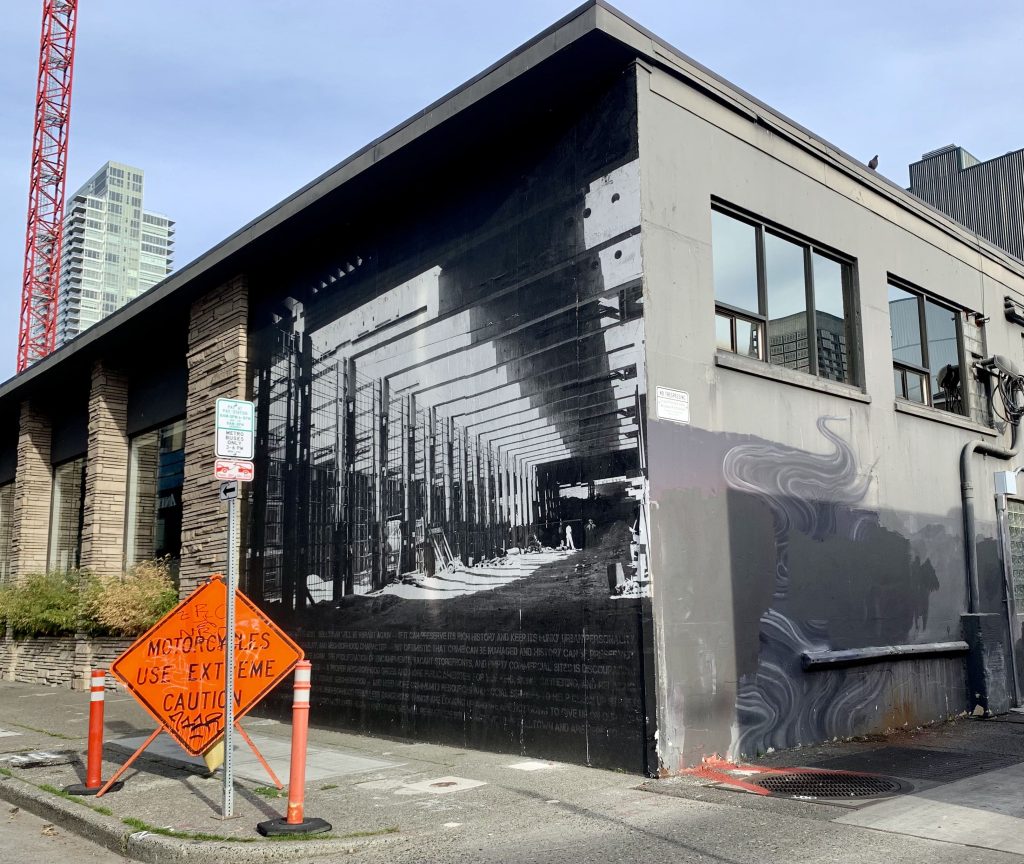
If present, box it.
[80,360,129,575]
[179,275,248,595]
[11,401,52,580]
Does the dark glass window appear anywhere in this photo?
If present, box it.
[711,205,856,384]
[812,253,850,382]
[49,458,85,572]
[0,483,13,583]
[888,280,967,415]
[765,232,809,374]
[126,419,185,567]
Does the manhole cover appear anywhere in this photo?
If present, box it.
[750,771,905,799]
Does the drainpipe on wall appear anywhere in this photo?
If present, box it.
[960,356,1024,716]
[961,427,1020,614]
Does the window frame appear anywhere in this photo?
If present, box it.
[711,201,860,385]
[887,276,971,417]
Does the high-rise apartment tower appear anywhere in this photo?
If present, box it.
[57,162,174,346]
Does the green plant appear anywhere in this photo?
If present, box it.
[39,783,113,815]
[118,816,387,843]
[81,559,177,637]
[10,722,75,740]
[0,571,86,637]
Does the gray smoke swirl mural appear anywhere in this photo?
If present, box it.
[723,417,885,757]
[723,416,871,600]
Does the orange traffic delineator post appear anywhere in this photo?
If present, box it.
[66,669,123,796]
[257,661,331,836]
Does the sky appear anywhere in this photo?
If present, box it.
[1,0,1023,381]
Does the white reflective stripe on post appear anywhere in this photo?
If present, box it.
[293,665,311,705]
[90,670,105,700]
[90,689,104,701]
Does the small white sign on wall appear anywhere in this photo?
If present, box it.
[656,386,690,425]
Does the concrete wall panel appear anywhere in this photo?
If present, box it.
[638,64,1023,768]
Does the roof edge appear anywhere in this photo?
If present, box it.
[4,0,1024,403]
[0,1,606,400]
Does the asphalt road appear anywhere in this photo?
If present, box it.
[0,804,129,864]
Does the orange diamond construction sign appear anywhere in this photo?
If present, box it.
[112,575,302,756]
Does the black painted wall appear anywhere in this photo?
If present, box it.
[245,68,657,773]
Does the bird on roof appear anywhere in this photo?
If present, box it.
[867,155,879,170]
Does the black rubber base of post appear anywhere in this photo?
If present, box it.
[64,781,124,796]
[256,816,332,836]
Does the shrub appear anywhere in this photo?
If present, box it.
[81,559,178,637]
[0,571,86,637]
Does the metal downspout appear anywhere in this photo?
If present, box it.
[961,422,1021,613]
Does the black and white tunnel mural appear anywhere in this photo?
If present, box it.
[723,417,950,759]
[245,77,656,772]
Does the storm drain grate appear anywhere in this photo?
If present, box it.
[750,771,905,799]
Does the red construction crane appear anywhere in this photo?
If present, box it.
[17,0,79,372]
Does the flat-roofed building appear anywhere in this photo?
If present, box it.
[3,2,1024,775]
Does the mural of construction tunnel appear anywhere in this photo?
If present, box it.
[244,74,656,773]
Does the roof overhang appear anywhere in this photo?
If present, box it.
[4,0,1022,407]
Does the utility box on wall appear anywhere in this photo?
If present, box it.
[995,471,1018,497]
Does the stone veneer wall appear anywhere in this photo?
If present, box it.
[10,401,52,581]
[179,275,249,595]
[80,360,130,575]
[0,634,133,690]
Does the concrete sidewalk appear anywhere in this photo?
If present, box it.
[2,680,1024,863]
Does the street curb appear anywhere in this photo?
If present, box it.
[0,773,392,863]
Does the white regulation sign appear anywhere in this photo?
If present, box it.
[656,386,690,425]
[215,398,255,459]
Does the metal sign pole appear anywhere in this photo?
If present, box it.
[214,397,254,821]
[221,481,239,818]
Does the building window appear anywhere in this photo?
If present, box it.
[888,280,968,415]
[0,483,12,582]
[711,205,857,384]
[125,419,185,567]
[49,457,85,572]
